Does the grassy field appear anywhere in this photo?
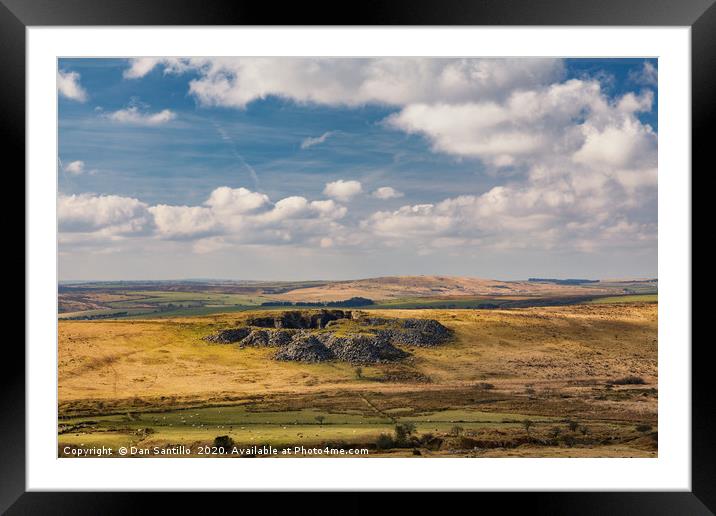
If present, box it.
[58,302,658,457]
[58,276,657,320]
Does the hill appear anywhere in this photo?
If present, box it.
[273,275,617,302]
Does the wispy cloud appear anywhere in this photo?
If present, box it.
[629,61,658,86]
[301,131,336,149]
[104,105,176,125]
[212,121,260,188]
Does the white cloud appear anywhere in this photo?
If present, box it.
[75,58,655,257]
[363,204,455,238]
[59,186,349,252]
[629,61,658,86]
[148,205,218,239]
[205,186,270,215]
[360,154,657,252]
[301,131,335,149]
[58,194,151,235]
[123,57,192,79]
[573,117,657,169]
[64,160,85,175]
[105,106,176,125]
[385,79,603,163]
[125,57,564,108]
[323,180,363,202]
[371,186,404,200]
[57,70,87,102]
[257,196,311,223]
[123,58,162,79]
[359,77,657,252]
[309,199,348,219]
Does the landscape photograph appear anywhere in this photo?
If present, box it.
[57,57,658,458]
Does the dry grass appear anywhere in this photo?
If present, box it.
[60,304,656,402]
[58,303,657,457]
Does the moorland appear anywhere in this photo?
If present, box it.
[58,275,658,457]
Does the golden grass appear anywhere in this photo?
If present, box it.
[58,303,657,457]
[59,304,657,405]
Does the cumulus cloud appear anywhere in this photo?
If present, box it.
[64,160,85,175]
[371,187,404,200]
[358,78,657,253]
[148,205,218,239]
[79,58,655,257]
[361,155,656,253]
[58,186,349,252]
[57,70,87,102]
[205,186,270,215]
[124,57,564,108]
[104,105,176,125]
[58,193,151,236]
[301,131,335,149]
[323,180,362,202]
[309,199,348,219]
[573,117,656,169]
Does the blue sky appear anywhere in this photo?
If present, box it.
[57,58,657,281]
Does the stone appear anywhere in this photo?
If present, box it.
[203,328,251,344]
[240,329,271,347]
[324,333,408,364]
[274,334,333,362]
[246,310,352,329]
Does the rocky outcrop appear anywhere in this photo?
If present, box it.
[203,328,251,344]
[247,310,352,329]
[323,333,408,364]
[378,319,453,347]
[239,329,303,348]
[240,329,271,347]
[203,310,453,363]
[274,334,333,362]
[268,329,297,347]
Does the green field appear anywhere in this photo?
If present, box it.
[58,278,658,320]
[59,404,588,455]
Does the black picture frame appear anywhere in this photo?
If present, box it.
[4,0,708,512]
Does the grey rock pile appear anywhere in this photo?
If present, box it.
[203,311,453,363]
[203,328,251,343]
[267,329,296,347]
[323,333,408,363]
[240,329,271,347]
[274,334,333,362]
[378,318,453,347]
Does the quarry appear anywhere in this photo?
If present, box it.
[203,309,453,364]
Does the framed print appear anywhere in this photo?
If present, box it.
[4,0,709,512]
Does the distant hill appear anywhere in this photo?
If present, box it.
[272,275,619,302]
